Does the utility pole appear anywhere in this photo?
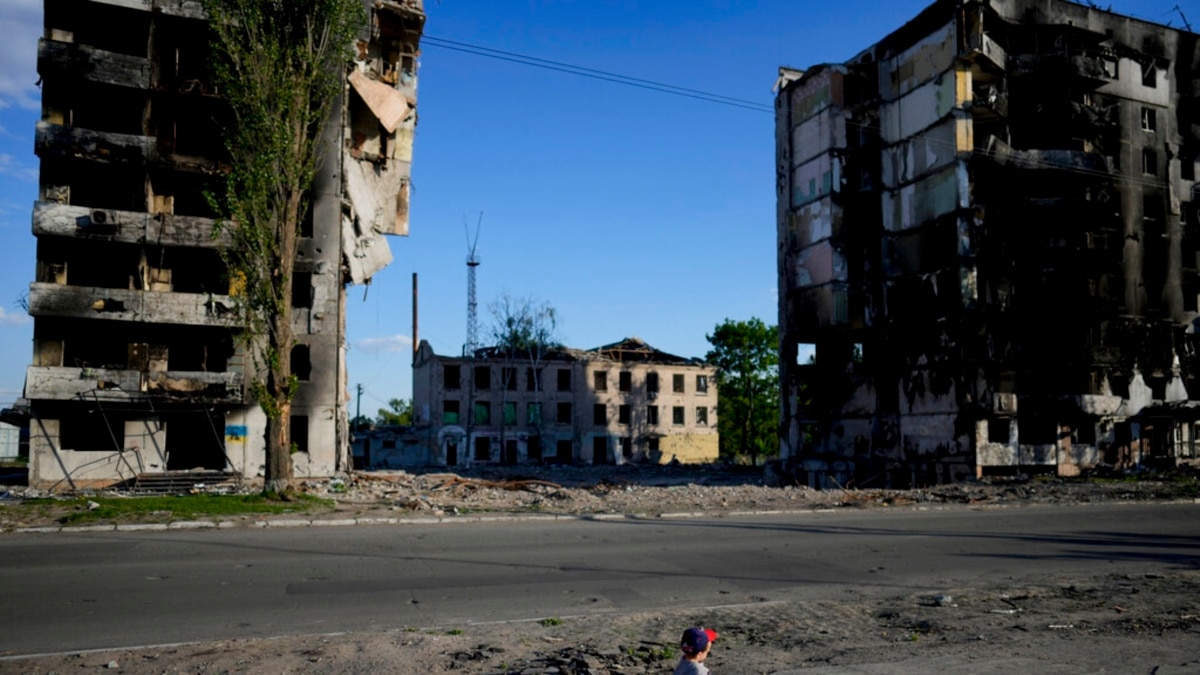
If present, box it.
[355,383,363,429]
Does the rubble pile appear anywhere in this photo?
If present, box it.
[292,464,1199,520]
[2,464,1194,532]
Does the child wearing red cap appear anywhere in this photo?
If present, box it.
[674,626,718,675]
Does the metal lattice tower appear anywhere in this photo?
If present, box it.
[465,214,483,354]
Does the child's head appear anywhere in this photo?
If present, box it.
[680,626,718,661]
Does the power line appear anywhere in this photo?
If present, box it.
[421,35,774,113]
[421,36,1172,191]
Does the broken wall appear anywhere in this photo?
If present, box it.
[776,0,1200,485]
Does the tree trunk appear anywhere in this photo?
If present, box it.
[265,398,293,494]
[264,285,295,495]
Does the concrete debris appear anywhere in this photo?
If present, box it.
[931,594,955,607]
[281,464,1199,521]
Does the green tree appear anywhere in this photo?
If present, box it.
[488,294,560,356]
[205,0,363,495]
[705,317,780,466]
[376,398,413,426]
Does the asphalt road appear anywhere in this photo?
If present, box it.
[1,503,1197,656]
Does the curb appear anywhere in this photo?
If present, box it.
[9,498,1200,535]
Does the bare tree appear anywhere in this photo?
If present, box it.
[487,294,560,461]
[205,0,362,495]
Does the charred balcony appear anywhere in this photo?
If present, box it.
[35,122,227,175]
[26,314,246,403]
[28,284,236,327]
[24,366,244,403]
[38,38,150,90]
[33,202,230,248]
[976,135,1111,174]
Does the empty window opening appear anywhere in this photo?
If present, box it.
[557,368,571,391]
[673,373,685,393]
[291,272,313,308]
[43,161,142,212]
[168,99,226,158]
[290,415,309,454]
[165,411,226,470]
[592,436,609,464]
[501,367,517,391]
[474,365,491,390]
[619,371,632,392]
[1141,107,1157,132]
[555,439,572,462]
[647,405,659,425]
[1184,277,1199,313]
[1141,60,1157,88]
[593,404,607,425]
[1019,415,1057,445]
[988,418,1011,443]
[646,372,659,393]
[797,342,817,365]
[61,332,127,370]
[165,335,226,372]
[672,406,685,425]
[527,436,542,461]
[696,407,708,426]
[621,437,632,459]
[647,437,660,456]
[618,404,631,424]
[593,371,608,391]
[526,367,542,391]
[299,202,314,238]
[473,401,490,425]
[290,344,311,381]
[1076,422,1097,445]
[61,410,123,452]
[444,364,461,389]
[69,3,151,56]
[442,400,459,424]
[51,82,146,136]
[1142,148,1157,176]
[556,402,572,425]
[696,375,709,394]
[474,436,491,461]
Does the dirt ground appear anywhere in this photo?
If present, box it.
[2,465,1199,674]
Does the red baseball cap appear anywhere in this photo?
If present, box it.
[681,626,719,654]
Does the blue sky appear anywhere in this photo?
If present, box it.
[0,0,1182,413]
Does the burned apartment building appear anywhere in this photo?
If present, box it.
[25,0,423,489]
[775,0,1199,487]
[408,338,718,468]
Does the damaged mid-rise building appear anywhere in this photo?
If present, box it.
[409,338,718,468]
[25,0,423,489]
[775,0,1200,486]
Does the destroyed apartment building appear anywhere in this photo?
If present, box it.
[25,0,423,490]
[405,338,718,469]
[776,0,1200,487]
